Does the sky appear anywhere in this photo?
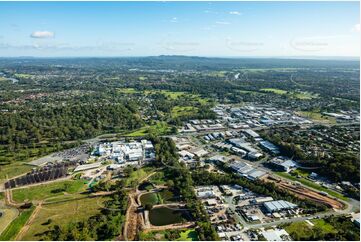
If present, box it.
[0,1,359,57]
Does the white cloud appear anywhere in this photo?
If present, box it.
[30,31,55,39]
[351,23,360,32]
[170,17,178,23]
[229,11,242,15]
[215,21,230,25]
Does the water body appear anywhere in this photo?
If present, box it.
[148,206,192,226]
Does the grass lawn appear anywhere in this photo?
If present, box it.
[208,71,226,77]
[125,122,170,137]
[260,89,317,100]
[12,179,88,203]
[311,219,336,234]
[171,106,198,118]
[0,208,19,236]
[139,76,147,81]
[143,90,186,99]
[291,92,318,100]
[21,196,109,241]
[139,228,198,241]
[14,74,33,78]
[0,163,33,182]
[284,221,312,239]
[284,219,336,240]
[275,172,347,201]
[176,229,199,241]
[298,111,336,124]
[0,207,35,241]
[117,88,138,94]
[290,168,310,178]
[261,88,288,95]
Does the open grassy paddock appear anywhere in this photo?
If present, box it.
[12,179,88,203]
[284,218,336,240]
[298,111,336,124]
[124,121,170,137]
[0,163,33,182]
[20,196,110,241]
[139,228,198,241]
[0,207,35,241]
[171,106,198,118]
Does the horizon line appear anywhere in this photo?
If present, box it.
[0,55,359,61]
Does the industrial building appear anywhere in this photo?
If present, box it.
[263,200,297,213]
[259,140,280,155]
[92,139,155,166]
[268,156,297,172]
[230,162,266,180]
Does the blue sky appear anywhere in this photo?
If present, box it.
[0,1,359,57]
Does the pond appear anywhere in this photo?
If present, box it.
[148,206,192,226]
[140,192,160,206]
[140,189,179,206]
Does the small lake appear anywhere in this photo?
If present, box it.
[140,192,160,206]
[149,206,192,226]
[140,189,180,206]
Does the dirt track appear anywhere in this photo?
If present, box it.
[263,175,344,209]
[15,201,43,241]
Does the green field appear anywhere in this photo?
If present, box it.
[260,88,317,100]
[0,208,19,236]
[284,221,312,240]
[275,172,347,201]
[298,111,337,124]
[0,163,33,182]
[12,179,88,203]
[117,88,138,94]
[14,74,33,78]
[291,92,318,100]
[171,106,198,118]
[207,71,227,77]
[261,88,288,95]
[139,228,198,241]
[0,207,34,241]
[312,219,336,233]
[139,76,147,81]
[284,219,336,240]
[176,229,199,241]
[20,196,109,241]
[124,122,170,137]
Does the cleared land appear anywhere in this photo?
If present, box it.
[171,106,198,118]
[260,88,317,100]
[0,207,34,241]
[0,163,33,182]
[284,218,336,240]
[275,172,347,201]
[298,111,336,124]
[12,179,87,203]
[0,207,19,235]
[20,196,109,241]
[124,122,170,137]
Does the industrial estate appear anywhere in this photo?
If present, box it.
[0,1,360,241]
